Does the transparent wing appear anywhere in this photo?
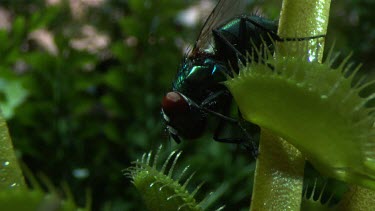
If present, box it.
[192,0,247,53]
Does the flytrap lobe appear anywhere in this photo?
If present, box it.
[125,146,224,211]
[301,178,335,211]
[225,43,375,190]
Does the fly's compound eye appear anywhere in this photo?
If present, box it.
[161,92,190,119]
[161,91,206,140]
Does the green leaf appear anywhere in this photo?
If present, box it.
[226,50,375,190]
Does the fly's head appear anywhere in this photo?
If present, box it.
[161,91,206,144]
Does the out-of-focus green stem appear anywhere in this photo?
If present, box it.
[277,0,331,62]
[0,111,25,190]
[250,129,304,211]
[337,186,375,211]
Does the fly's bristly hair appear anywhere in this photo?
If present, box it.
[250,8,265,18]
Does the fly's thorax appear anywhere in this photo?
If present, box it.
[247,15,278,32]
[173,57,229,103]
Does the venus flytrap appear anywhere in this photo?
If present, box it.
[226,44,375,187]
[301,179,334,211]
[125,146,222,211]
[0,110,25,190]
[0,161,90,210]
[225,0,375,210]
[225,0,332,210]
[128,0,375,210]
[0,105,89,210]
[336,185,375,210]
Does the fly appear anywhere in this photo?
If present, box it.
[161,0,324,153]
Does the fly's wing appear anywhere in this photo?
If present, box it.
[192,0,247,54]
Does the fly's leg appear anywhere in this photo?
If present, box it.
[242,17,326,41]
[210,109,259,158]
[199,94,259,157]
[188,87,259,156]
[212,29,246,69]
[212,29,244,56]
[237,112,260,156]
[197,88,260,154]
[170,132,181,144]
[200,89,231,108]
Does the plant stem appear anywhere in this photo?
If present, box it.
[277,0,375,209]
[277,0,331,62]
[0,111,25,190]
[250,129,304,211]
[336,186,375,211]
[250,0,331,210]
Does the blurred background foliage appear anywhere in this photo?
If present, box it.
[0,0,374,210]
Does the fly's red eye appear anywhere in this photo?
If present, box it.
[162,92,189,116]
[161,91,207,140]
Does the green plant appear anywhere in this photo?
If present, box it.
[128,0,375,210]
[1,0,375,210]
[0,1,186,209]
[126,146,206,211]
[0,109,88,210]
